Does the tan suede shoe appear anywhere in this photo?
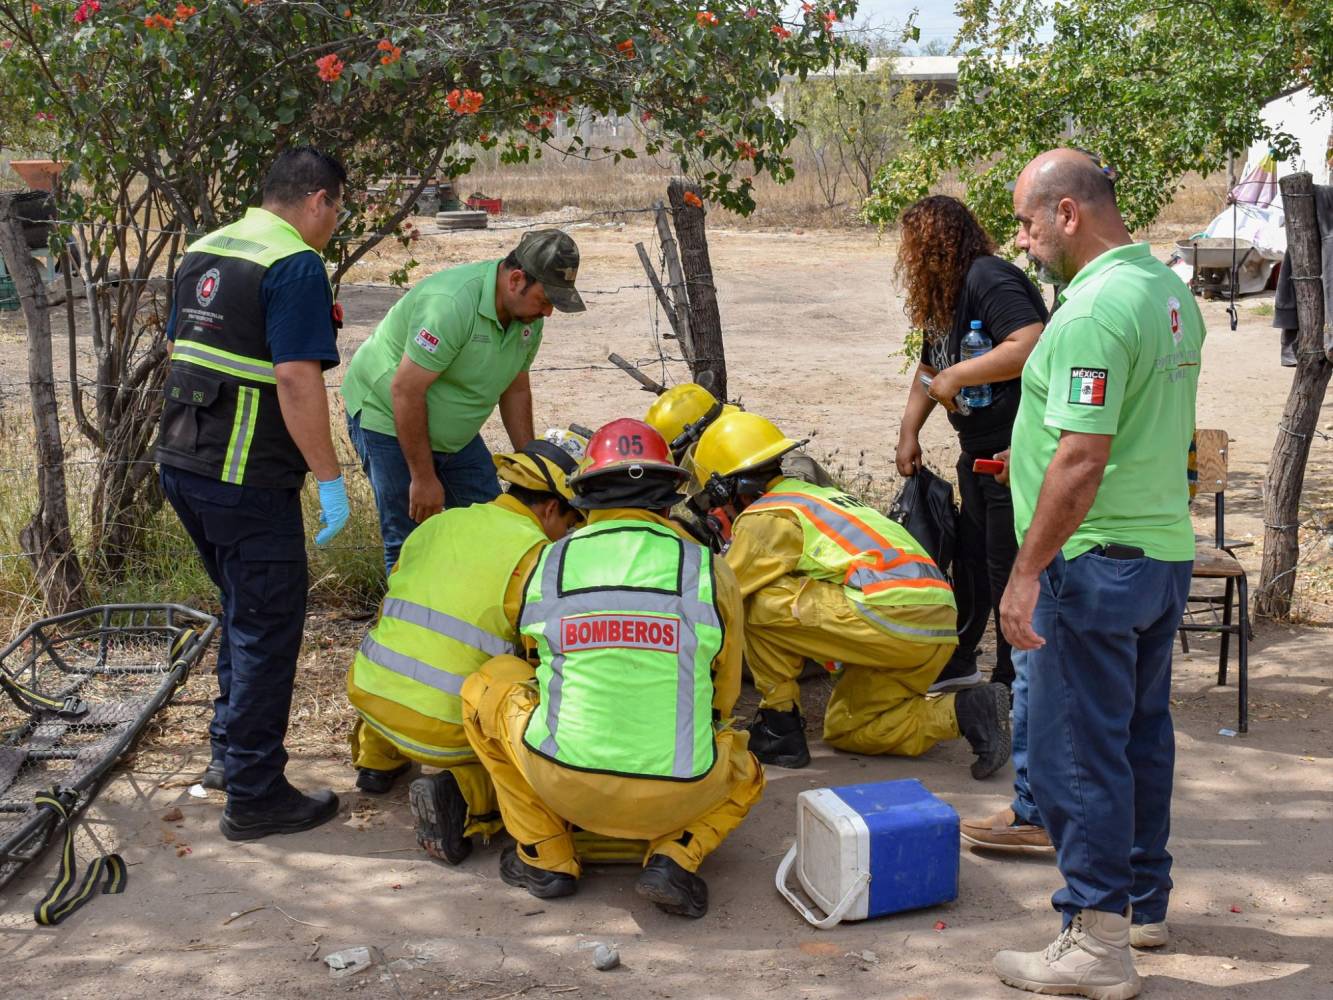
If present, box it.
[961,807,1053,850]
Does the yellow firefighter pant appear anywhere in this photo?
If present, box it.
[462,655,766,878]
[350,718,502,840]
[744,575,961,757]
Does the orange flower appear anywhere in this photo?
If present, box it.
[640,110,654,123]
[695,10,717,27]
[446,88,484,115]
[695,129,707,139]
[770,23,791,39]
[30,2,40,12]
[174,3,196,19]
[144,12,174,30]
[735,140,757,160]
[377,40,402,65]
[616,38,635,59]
[683,191,703,208]
[315,53,344,83]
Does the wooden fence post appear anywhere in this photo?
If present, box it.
[0,193,86,614]
[1257,172,1333,618]
[667,178,727,399]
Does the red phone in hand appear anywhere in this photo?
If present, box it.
[972,458,1006,475]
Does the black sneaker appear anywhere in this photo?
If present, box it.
[201,760,226,791]
[928,653,984,693]
[355,761,411,795]
[747,707,811,769]
[955,683,1012,780]
[499,845,577,899]
[220,783,340,841]
[635,855,708,918]
[409,772,472,865]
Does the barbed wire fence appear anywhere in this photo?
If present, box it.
[0,197,857,623]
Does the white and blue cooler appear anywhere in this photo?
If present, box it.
[776,778,959,928]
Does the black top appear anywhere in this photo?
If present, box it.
[924,255,1049,456]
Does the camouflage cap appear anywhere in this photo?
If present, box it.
[513,229,585,313]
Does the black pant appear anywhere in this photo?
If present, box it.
[160,465,308,803]
[948,451,1018,686]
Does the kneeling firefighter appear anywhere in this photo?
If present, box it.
[692,411,1011,778]
[462,418,765,918]
[346,439,584,862]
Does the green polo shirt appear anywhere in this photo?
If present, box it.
[342,259,544,453]
[1010,242,1205,561]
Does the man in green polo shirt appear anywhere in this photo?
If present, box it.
[343,230,585,577]
[991,149,1203,1000]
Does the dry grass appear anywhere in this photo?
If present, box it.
[454,149,1233,236]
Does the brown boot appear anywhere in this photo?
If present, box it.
[961,806,1052,851]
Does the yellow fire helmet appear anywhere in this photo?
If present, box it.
[492,439,581,505]
[644,383,720,445]
[692,410,804,488]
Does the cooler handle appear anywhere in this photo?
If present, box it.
[775,843,870,930]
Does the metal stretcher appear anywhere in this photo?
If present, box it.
[1,604,216,891]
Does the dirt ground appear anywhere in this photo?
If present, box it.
[1,221,1331,999]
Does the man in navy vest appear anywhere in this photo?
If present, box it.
[157,147,352,841]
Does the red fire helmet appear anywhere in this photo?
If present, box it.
[568,418,689,486]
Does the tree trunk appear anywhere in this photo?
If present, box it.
[667,178,727,399]
[0,194,86,614]
[1256,172,1332,618]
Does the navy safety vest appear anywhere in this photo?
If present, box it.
[156,208,333,488]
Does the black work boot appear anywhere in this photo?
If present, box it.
[409,772,472,865]
[499,845,577,899]
[220,782,340,841]
[635,854,708,918]
[955,682,1012,780]
[747,707,811,769]
[201,759,226,791]
[355,761,412,795]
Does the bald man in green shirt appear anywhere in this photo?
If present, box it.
[991,149,1203,1000]
[343,230,585,576]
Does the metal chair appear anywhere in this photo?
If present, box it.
[1178,429,1251,732]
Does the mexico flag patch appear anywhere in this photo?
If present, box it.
[1068,367,1108,406]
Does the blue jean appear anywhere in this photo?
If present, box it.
[1009,648,1040,826]
[160,465,308,804]
[345,411,501,576]
[1026,551,1191,925]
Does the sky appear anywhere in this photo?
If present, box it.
[842,1,965,49]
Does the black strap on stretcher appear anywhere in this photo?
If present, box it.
[0,673,88,719]
[31,786,127,926]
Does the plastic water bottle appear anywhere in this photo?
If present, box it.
[960,321,993,408]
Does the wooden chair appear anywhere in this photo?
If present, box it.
[1178,429,1251,732]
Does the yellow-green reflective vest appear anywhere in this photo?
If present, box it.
[347,502,547,764]
[519,519,723,781]
[739,478,957,641]
[156,208,333,488]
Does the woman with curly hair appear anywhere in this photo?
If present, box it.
[894,195,1048,694]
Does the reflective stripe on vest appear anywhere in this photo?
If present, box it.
[851,599,957,640]
[172,340,277,385]
[746,488,950,593]
[221,386,260,484]
[378,597,514,658]
[357,634,466,696]
[519,523,722,781]
[355,710,476,765]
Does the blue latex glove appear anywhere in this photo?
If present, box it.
[315,475,350,547]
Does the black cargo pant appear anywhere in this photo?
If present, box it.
[946,451,1018,687]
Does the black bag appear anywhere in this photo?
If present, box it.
[888,466,958,579]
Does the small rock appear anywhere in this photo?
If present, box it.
[161,807,184,822]
[325,946,377,978]
[592,944,620,971]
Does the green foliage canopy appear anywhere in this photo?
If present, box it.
[866,0,1329,240]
